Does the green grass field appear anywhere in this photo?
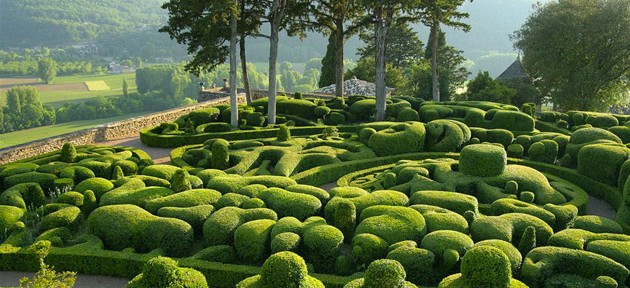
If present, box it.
[0,73,137,107]
[0,112,149,149]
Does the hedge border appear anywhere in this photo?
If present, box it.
[140,125,358,148]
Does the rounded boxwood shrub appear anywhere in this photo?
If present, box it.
[0,205,25,233]
[203,207,278,246]
[188,107,221,126]
[40,206,82,231]
[271,232,301,253]
[459,144,507,177]
[88,204,194,257]
[237,251,324,288]
[570,127,622,145]
[352,233,390,265]
[577,144,630,186]
[303,224,344,273]
[59,166,95,183]
[141,164,181,181]
[470,213,554,247]
[192,245,236,263]
[0,183,47,209]
[246,112,266,127]
[410,204,469,234]
[145,188,221,213]
[420,230,473,266]
[366,122,426,156]
[349,99,377,121]
[397,108,420,122]
[99,186,173,207]
[326,111,346,125]
[506,144,524,158]
[573,215,623,233]
[60,143,77,163]
[258,187,322,221]
[3,171,58,190]
[356,206,427,244]
[128,256,208,288]
[473,239,522,274]
[234,219,276,263]
[528,140,558,164]
[157,205,215,234]
[344,259,417,288]
[425,120,471,152]
[410,191,479,217]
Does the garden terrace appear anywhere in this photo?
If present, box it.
[2,98,630,287]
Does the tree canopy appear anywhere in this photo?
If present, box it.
[513,0,630,111]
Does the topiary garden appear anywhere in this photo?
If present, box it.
[2,96,630,287]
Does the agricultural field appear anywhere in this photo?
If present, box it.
[0,73,136,107]
[1,96,630,287]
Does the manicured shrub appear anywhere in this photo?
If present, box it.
[189,107,221,126]
[459,144,507,177]
[573,215,623,233]
[3,172,58,190]
[410,191,479,217]
[77,159,112,178]
[352,233,390,265]
[0,183,47,209]
[334,199,356,240]
[506,144,524,158]
[141,164,181,181]
[127,256,208,288]
[0,205,25,232]
[82,190,97,215]
[130,175,171,188]
[570,127,622,145]
[36,162,70,175]
[145,189,221,214]
[258,187,322,221]
[203,207,278,246]
[470,213,554,247]
[234,219,276,263]
[577,144,629,186]
[356,205,427,244]
[521,246,629,287]
[344,259,417,288]
[271,232,301,253]
[157,205,215,234]
[609,126,630,143]
[277,125,291,142]
[215,193,250,209]
[170,169,192,192]
[586,113,619,128]
[547,228,630,250]
[325,190,409,221]
[60,143,77,163]
[473,239,522,275]
[425,120,471,152]
[100,186,173,208]
[484,165,566,205]
[206,175,297,194]
[410,205,469,234]
[349,99,376,121]
[286,184,330,204]
[112,160,138,176]
[314,106,331,118]
[236,251,324,288]
[246,112,266,127]
[490,198,556,227]
[397,108,420,122]
[486,129,514,148]
[59,166,95,183]
[198,122,232,133]
[40,206,82,231]
[366,122,426,156]
[528,140,558,164]
[56,191,84,207]
[326,111,346,125]
[278,99,318,120]
[192,245,236,263]
[303,224,344,273]
[438,246,527,288]
[212,139,230,170]
[387,243,437,285]
[420,230,473,269]
[88,204,194,257]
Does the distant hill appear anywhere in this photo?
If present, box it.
[0,0,165,48]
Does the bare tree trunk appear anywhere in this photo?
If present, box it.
[335,19,345,97]
[229,0,239,127]
[239,0,252,105]
[240,36,252,105]
[374,7,389,121]
[431,23,440,102]
[267,0,284,125]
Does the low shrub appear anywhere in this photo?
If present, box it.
[365,122,426,156]
[88,204,194,257]
[459,144,507,177]
[3,172,58,190]
[128,256,208,288]
[157,205,215,234]
[473,239,522,275]
[73,178,114,199]
[258,187,322,221]
[0,183,47,209]
[236,251,324,288]
[577,144,629,186]
[573,215,623,233]
[410,191,479,217]
[528,140,558,164]
[203,207,278,246]
[40,206,82,231]
[145,189,221,214]
[425,120,471,152]
[234,219,276,263]
[410,205,469,234]
[356,205,427,244]
[470,213,554,248]
[343,259,417,288]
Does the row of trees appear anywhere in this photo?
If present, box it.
[160,0,471,125]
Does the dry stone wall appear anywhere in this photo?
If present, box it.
[0,96,245,165]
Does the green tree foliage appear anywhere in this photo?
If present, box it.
[513,0,630,111]
[37,58,57,84]
[319,34,337,88]
[19,241,76,288]
[123,78,129,97]
[345,57,408,92]
[424,29,470,101]
[358,22,424,69]
[2,86,52,131]
[466,71,517,104]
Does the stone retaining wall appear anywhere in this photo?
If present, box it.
[0,96,245,165]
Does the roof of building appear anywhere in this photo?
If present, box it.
[313,76,394,96]
[496,56,530,81]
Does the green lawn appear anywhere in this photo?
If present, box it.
[1,73,137,107]
[0,112,149,149]
[51,72,136,90]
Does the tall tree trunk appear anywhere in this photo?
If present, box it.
[240,36,252,104]
[334,19,345,97]
[239,0,252,105]
[374,7,389,121]
[229,0,239,127]
[267,5,281,125]
[431,22,440,102]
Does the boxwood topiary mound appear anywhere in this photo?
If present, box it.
[344,259,417,288]
[236,251,324,288]
[128,256,208,288]
[459,144,507,177]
